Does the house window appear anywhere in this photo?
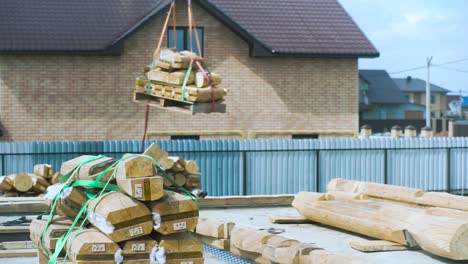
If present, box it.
[431,95,435,104]
[167,27,204,56]
[170,135,200,140]
[292,134,319,139]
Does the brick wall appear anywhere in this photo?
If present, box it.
[0,2,358,141]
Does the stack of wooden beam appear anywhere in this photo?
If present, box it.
[230,226,365,264]
[293,178,468,261]
[144,143,204,196]
[29,143,204,264]
[0,164,54,197]
[135,48,227,104]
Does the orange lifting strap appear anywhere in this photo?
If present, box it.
[141,0,215,151]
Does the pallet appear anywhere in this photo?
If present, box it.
[133,91,226,115]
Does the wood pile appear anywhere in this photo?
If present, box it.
[28,143,205,264]
[144,143,204,196]
[293,178,468,260]
[229,226,365,264]
[134,48,227,109]
[0,164,54,197]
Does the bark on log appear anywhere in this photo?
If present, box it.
[33,164,54,179]
[184,160,199,174]
[115,154,155,180]
[120,236,158,263]
[143,143,169,162]
[0,176,14,191]
[66,228,120,264]
[327,178,468,212]
[117,176,164,201]
[30,217,74,254]
[60,155,115,182]
[30,174,50,194]
[45,184,89,218]
[7,174,33,192]
[147,191,198,235]
[195,218,235,239]
[293,191,468,260]
[185,174,201,189]
[157,232,204,264]
[195,72,222,88]
[87,192,153,242]
[173,86,226,103]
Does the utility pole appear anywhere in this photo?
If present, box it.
[426,57,433,128]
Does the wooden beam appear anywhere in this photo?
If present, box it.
[0,249,36,258]
[293,192,468,260]
[269,215,311,224]
[0,197,48,214]
[199,195,294,208]
[350,240,409,252]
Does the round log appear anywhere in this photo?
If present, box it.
[195,72,222,88]
[7,174,33,192]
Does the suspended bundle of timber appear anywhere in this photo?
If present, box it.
[135,48,227,105]
[30,142,205,263]
[293,178,468,260]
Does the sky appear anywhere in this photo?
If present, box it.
[339,0,468,94]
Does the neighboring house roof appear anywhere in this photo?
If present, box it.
[393,77,451,94]
[359,70,409,104]
[463,97,468,108]
[0,0,379,57]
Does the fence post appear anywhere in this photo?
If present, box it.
[447,148,451,193]
[384,149,388,184]
[1,155,4,175]
[316,150,320,192]
[240,151,247,196]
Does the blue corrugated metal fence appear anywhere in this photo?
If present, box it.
[0,138,467,196]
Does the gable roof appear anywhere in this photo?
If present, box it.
[360,70,409,104]
[0,0,379,57]
[393,77,451,94]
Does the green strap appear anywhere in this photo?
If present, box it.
[59,155,104,183]
[146,60,158,94]
[180,61,193,101]
[46,153,198,264]
[39,155,104,256]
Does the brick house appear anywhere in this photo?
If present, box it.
[0,0,378,141]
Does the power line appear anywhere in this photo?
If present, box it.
[389,66,426,75]
[388,57,468,75]
[434,58,468,66]
[433,65,468,74]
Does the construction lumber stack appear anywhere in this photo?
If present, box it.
[144,143,205,196]
[31,143,204,264]
[135,48,227,107]
[229,226,366,264]
[194,218,235,250]
[293,178,468,260]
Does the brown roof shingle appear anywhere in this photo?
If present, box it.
[0,0,378,57]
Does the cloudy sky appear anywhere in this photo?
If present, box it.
[339,0,468,93]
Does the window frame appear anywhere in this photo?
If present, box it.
[167,26,204,56]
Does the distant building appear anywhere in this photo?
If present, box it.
[393,76,450,119]
[359,70,426,132]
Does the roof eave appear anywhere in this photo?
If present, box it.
[252,50,380,58]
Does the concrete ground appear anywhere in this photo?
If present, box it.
[1,207,461,264]
[200,206,460,264]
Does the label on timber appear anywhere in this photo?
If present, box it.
[129,226,144,237]
[173,221,187,231]
[134,184,143,198]
[181,262,193,264]
[131,243,146,252]
[92,244,106,252]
